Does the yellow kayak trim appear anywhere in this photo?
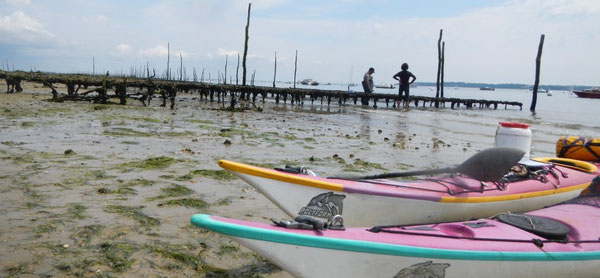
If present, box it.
[532,157,598,173]
[218,160,344,192]
[439,182,590,203]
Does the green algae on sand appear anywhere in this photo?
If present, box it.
[104,205,160,227]
[158,198,208,209]
[121,156,177,170]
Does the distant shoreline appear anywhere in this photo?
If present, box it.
[1,69,592,92]
[412,82,586,91]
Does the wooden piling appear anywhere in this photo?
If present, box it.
[294,50,298,89]
[242,3,251,86]
[530,34,545,112]
[435,29,443,108]
[167,42,170,80]
[224,55,228,85]
[236,54,240,85]
[273,51,277,88]
[441,41,445,99]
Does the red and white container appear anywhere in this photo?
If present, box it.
[494,122,532,159]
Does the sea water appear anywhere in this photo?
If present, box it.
[263,81,599,159]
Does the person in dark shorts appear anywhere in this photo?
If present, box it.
[392,63,416,109]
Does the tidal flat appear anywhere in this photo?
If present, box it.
[0,81,562,277]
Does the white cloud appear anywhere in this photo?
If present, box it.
[110,43,132,56]
[216,48,239,56]
[96,15,109,23]
[0,11,56,44]
[138,45,169,57]
[137,44,189,58]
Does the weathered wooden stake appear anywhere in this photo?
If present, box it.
[435,29,443,108]
[273,51,277,88]
[242,3,252,86]
[166,42,170,80]
[530,34,545,112]
[441,41,445,99]
[224,55,228,85]
[236,54,240,85]
[294,50,298,89]
[179,52,183,81]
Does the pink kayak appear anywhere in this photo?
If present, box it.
[191,185,600,278]
[219,157,599,226]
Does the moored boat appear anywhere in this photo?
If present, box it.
[374,83,395,89]
[191,188,600,278]
[218,155,599,227]
[299,79,312,85]
[573,88,600,99]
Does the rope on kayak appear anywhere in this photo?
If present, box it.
[355,177,503,196]
[352,162,566,195]
[367,226,600,247]
[355,178,457,195]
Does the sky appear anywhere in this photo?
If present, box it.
[1,0,599,86]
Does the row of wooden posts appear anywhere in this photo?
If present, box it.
[0,70,523,110]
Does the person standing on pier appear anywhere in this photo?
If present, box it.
[393,63,416,109]
[362,67,375,93]
[361,67,375,105]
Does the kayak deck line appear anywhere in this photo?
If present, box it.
[439,182,591,203]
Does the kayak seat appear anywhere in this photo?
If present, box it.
[495,213,570,241]
[532,157,598,173]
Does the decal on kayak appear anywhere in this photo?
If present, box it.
[394,261,450,278]
[298,192,346,220]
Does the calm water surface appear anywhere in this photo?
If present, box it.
[266,82,599,158]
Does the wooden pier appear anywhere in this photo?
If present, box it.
[0,70,523,110]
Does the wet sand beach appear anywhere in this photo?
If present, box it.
[0,81,590,277]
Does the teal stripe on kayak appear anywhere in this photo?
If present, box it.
[190,214,600,262]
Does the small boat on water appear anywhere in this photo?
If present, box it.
[191,185,600,278]
[374,83,395,89]
[218,149,599,227]
[573,88,600,99]
[299,79,320,86]
[480,87,495,91]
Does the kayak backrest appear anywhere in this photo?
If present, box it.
[532,157,598,173]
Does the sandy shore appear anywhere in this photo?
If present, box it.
[0,81,514,277]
